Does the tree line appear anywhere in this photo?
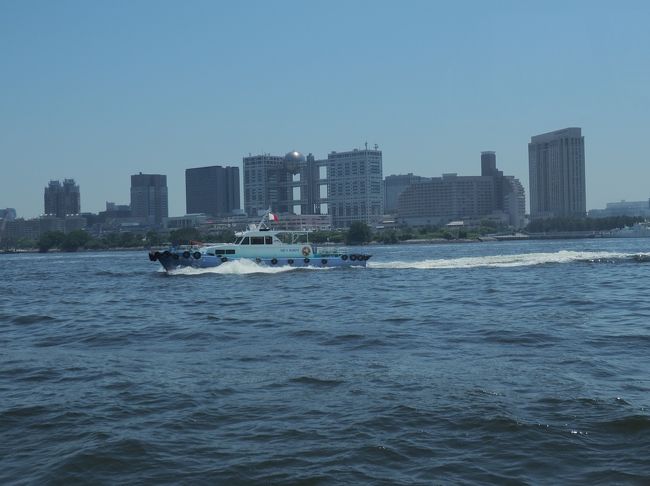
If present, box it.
[2,215,643,252]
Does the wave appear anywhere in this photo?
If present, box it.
[368,250,650,270]
[166,258,330,276]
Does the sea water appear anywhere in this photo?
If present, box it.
[1,238,649,484]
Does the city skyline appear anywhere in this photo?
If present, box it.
[2,1,650,218]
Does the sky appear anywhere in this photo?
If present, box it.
[1,0,649,218]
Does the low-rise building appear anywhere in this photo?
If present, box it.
[588,200,650,218]
[397,153,525,228]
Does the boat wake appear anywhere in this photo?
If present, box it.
[165,258,331,276]
[368,250,650,270]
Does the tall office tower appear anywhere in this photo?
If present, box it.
[327,147,383,227]
[528,127,586,219]
[384,173,428,214]
[44,179,80,217]
[243,154,287,216]
[130,173,168,224]
[185,165,240,216]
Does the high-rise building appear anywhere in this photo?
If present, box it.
[397,153,525,227]
[130,173,168,225]
[44,179,80,217]
[327,147,384,228]
[384,174,428,214]
[242,146,382,227]
[186,165,240,216]
[243,154,288,216]
[528,127,586,220]
[243,151,324,217]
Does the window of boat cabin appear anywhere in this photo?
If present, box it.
[265,236,273,244]
[240,237,250,245]
[251,236,265,245]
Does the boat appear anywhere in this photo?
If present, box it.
[609,221,650,238]
[149,211,371,272]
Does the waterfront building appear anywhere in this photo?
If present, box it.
[243,146,382,227]
[185,165,240,216]
[4,215,87,241]
[130,173,168,225]
[243,151,324,217]
[588,200,650,218]
[243,154,289,216]
[327,147,383,227]
[384,173,428,214]
[397,153,525,228]
[44,179,80,218]
[163,213,210,230]
[528,127,586,220]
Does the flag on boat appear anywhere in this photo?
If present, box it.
[268,213,279,222]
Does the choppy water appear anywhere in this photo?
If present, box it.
[1,239,649,484]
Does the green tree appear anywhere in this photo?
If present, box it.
[38,231,65,252]
[169,227,201,245]
[345,221,372,245]
[61,230,91,252]
[146,231,164,246]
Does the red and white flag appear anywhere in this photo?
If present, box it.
[268,213,279,222]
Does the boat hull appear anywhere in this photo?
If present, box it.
[149,250,371,272]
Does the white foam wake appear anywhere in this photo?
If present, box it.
[166,258,329,276]
[367,250,648,270]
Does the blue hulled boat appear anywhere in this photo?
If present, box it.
[149,212,371,272]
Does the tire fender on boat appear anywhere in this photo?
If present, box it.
[304,258,310,264]
[193,251,201,259]
[350,254,357,261]
[271,258,278,265]
[182,251,190,259]
[221,256,228,263]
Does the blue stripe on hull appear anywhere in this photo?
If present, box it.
[153,254,369,272]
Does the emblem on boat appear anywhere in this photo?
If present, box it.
[302,246,311,256]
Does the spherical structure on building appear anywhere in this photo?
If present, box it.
[284,151,305,163]
[284,151,305,173]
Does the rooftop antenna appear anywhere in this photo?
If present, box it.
[374,144,379,150]
[365,141,368,150]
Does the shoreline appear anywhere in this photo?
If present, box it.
[0,233,639,254]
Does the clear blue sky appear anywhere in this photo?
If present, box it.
[2,0,649,218]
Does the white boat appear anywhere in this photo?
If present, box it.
[609,221,650,238]
[149,212,371,271]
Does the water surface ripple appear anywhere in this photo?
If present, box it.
[1,239,649,484]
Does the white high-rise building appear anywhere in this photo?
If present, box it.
[528,127,586,220]
[327,148,383,228]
